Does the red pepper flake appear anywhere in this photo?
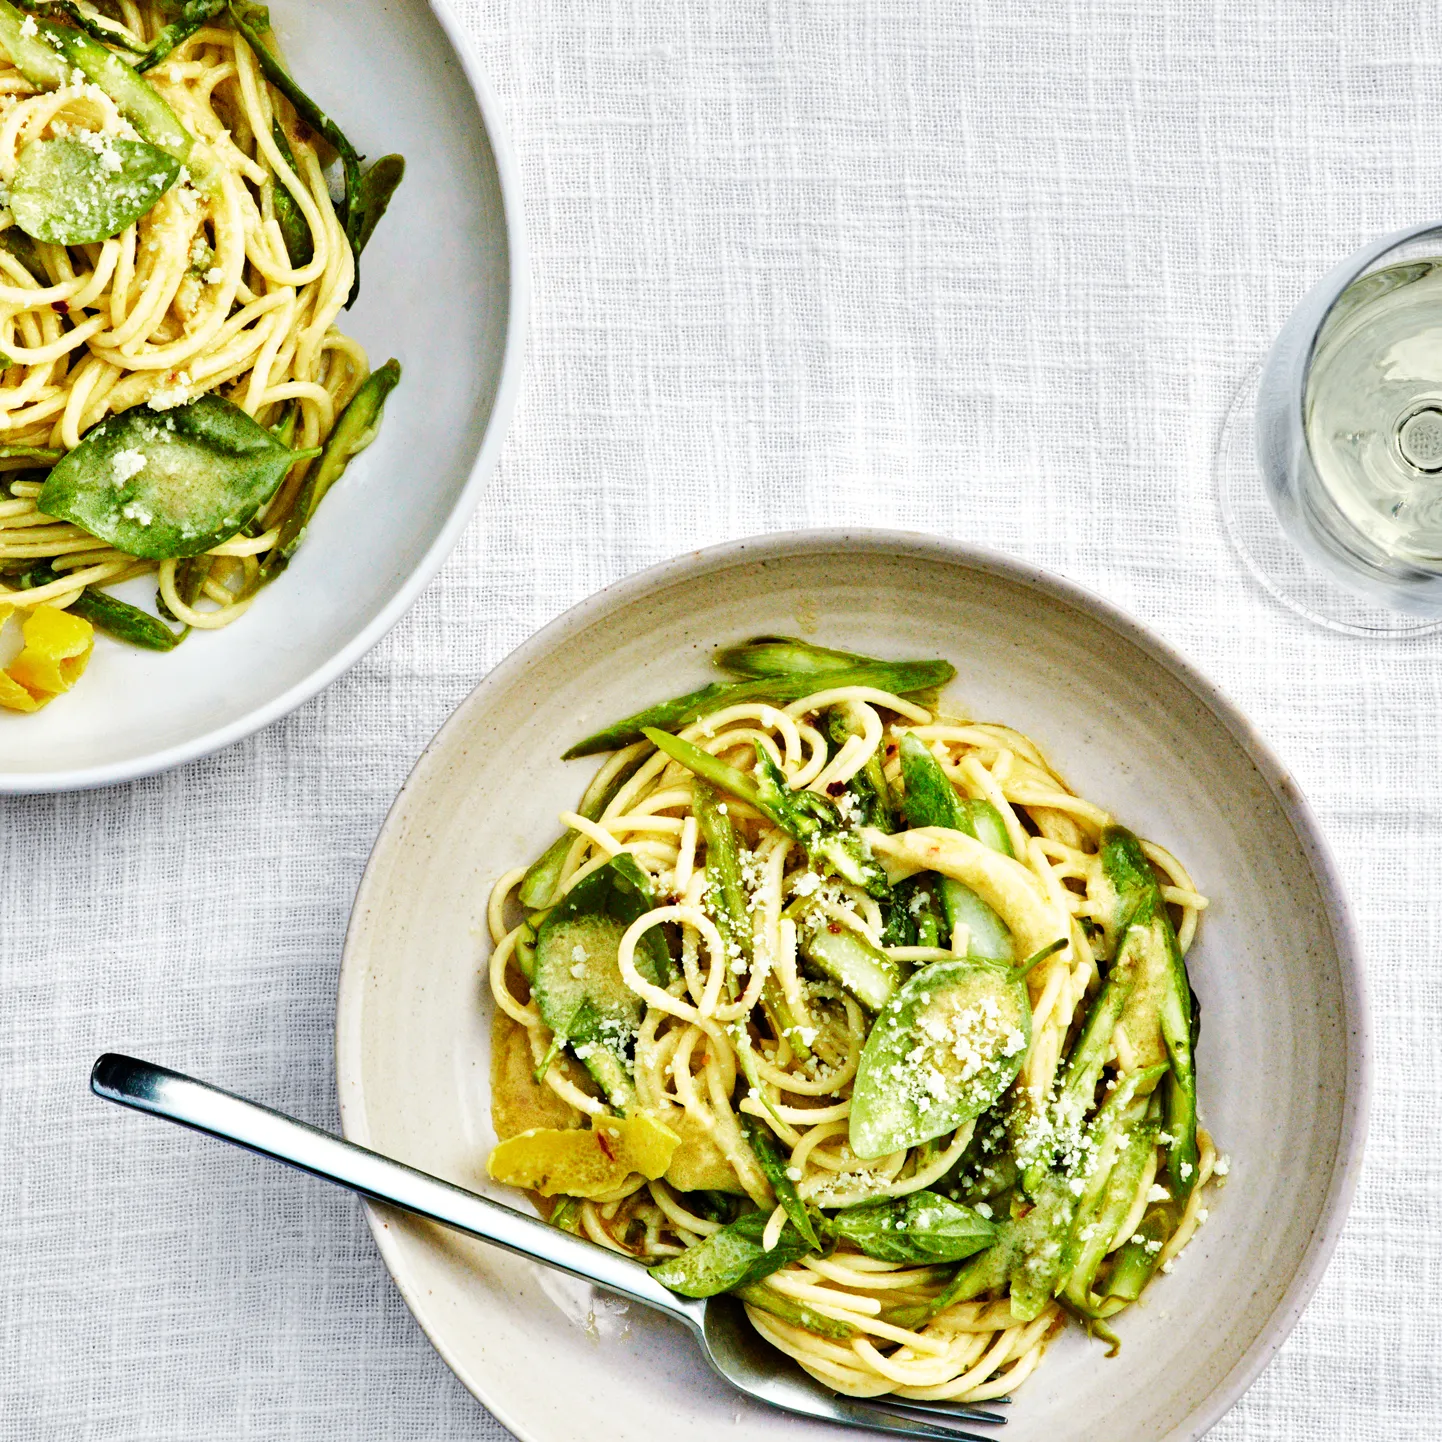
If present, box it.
[51,300,68,314]
[594,1130,616,1161]
[825,780,846,796]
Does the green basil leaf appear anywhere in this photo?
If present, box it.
[828,1190,996,1265]
[848,957,1032,1159]
[11,135,179,245]
[649,1211,815,1298]
[37,394,307,559]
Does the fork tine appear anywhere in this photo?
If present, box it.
[846,1396,1008,1427]
[826,1396,996,1442]
[904,1396,1011,1407]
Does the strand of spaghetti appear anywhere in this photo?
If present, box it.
[157,559,254,628]
[1111,1146,1160,1252]
[745,1007,862,1094]
[953,752,1031,857]
[523,1020,606,1119]
[787,721,830,788]
[231,33,331,287]
[961,1329,1054,1401]
[0,559,125,606]
[606,786,693,820]
[760,1204,787,1252]
[208,528,281,558]
[800,1259,945,1294]
[762,1272,883,1316]
[683,702,805,767]
[847,1328,954,1369]
[806,701,882,793]
[616,907,730,1036]
[713,915,773,1022]
[557,811,623,858]
[895,1324,1026,1400]
[808,1123,974,1208]
[702,1049,770,1204]
[646,1180,721,1237]
[1002,784,1110,830]
[633,1010,675,1111]
[783,686,932,724]
[578,1204,631,1255]
[670,814,698,895]
[486,869,526,945]
[578,739,650,815]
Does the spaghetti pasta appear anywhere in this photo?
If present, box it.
[484,641,1226,1403]
[0,0,400,709]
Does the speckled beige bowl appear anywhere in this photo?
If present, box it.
[336,531,1368,1442]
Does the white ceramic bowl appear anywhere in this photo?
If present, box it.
[0,0,526,793]
[336,531,1368,1442]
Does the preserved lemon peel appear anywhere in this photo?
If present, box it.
[487,1115,680,1199]
[0,603,94,711]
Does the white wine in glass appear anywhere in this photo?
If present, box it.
[1221,222,1442,633]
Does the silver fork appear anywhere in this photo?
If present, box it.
[91,1054,1008,1440]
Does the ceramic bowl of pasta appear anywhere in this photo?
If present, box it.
[336,531,1366,1442]
[0,0,523,790]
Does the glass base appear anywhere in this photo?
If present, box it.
[1216,362,1442,636]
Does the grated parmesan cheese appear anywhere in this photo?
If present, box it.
[109,449,146,486]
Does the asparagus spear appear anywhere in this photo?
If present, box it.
[531,854,670,1112]
[227,1,404,305]
[14,563,182,651]
[693,779,810,1057]
[738,1112,820,1249]
[898,734,1014,961]
[1099,826,1200,1198]
[713,635,890,679]
[134,0,225,70]
[643,728,889,897]
[732,1282,854,1339]
[823,704,896,831]
[564,657,955,759]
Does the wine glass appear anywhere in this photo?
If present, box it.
[1218,220,1442,635]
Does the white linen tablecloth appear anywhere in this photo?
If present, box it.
[4,0,1439,1436]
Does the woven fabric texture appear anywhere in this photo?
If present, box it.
[4,0,1440,1436]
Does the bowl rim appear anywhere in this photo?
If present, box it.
[0,0,529,795]
[335,527,1371,1442]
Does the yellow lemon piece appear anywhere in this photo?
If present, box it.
[0,668,42,712]
[2,603,93,708]
[487,1114,680,1199]
[0,603,42,712]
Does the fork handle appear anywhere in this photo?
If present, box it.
[90,1053,705,1330]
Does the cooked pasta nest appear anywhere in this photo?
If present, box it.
[0,0,367,629]
[487,682,1224,1401]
